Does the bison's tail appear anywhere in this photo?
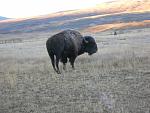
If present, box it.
[46,39,57,72]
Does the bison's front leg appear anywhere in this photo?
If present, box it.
[69,57,76,69]
[61,55,68,71]
[62,58,67,70]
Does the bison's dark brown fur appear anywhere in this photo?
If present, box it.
[46,29,97,74]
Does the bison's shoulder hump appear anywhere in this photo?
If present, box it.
[62,30,82,39]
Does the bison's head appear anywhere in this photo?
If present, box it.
[83,36,98,55]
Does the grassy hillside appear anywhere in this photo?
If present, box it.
[0,0,149,34]
[86,20,150,33]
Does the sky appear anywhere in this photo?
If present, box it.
[0,0,113,18]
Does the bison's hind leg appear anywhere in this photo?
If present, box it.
[49,53,57,73]
[55,55,61,74]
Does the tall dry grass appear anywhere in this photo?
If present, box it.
[0,28,150,113]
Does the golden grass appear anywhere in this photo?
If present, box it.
[86,20,150,33]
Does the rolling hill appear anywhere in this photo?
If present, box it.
[0,0,150,34]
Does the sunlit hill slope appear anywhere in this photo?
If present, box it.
[0,0,150,34]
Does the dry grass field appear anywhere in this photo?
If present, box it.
[0,28,150,113]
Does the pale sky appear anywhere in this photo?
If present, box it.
[0,0,113,18]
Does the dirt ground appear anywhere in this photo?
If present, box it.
[0,28,150,113]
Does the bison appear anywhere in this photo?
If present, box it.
[46,30,98,74]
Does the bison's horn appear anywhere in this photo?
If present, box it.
[83,37,88,43]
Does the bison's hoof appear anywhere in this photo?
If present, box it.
[56,71,61,74]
